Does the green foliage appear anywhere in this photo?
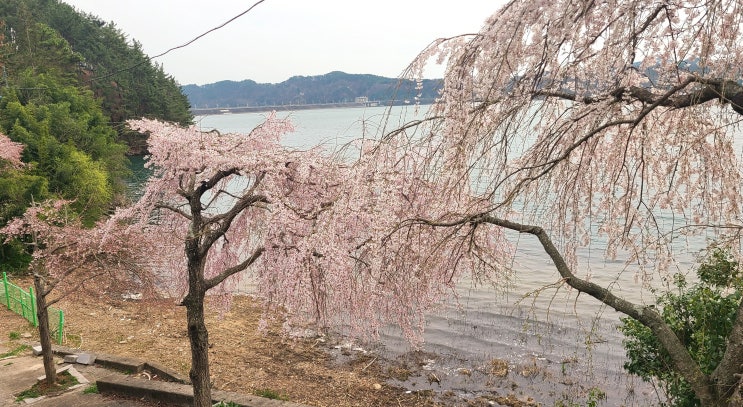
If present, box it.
[253,388,289,401]
[0,166,48,272]
[0,0,194,237]
[619,248,743,407]
[0,0,192,127]
[15,370,79,401]
[12,23,83,82]
[14,386,42,401]
[0,344,29,358]
[82,384,98,394]
[0,0,195,271]
[697,249,743,289]
[0,169,49,219]
[0,0,164,269]
[0,72,122,224]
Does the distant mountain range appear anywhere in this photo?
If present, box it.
[182,71,442,110]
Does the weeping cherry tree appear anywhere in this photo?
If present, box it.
[0,200,151,386]
[347,0,743,405]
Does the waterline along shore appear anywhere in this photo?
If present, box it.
[189,99,438,115]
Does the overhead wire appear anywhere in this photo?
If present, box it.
[85,0,267,84]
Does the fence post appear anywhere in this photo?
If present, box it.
[57,309,64,345]
[29,285,38,327]
[2,272,9,309]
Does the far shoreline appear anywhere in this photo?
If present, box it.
[190,100,436,116]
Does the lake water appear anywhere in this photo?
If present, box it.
[195,106,672,405]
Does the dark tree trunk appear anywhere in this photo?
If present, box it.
[177,171,266,406]
[711,300,743,405]
[184,194,212,407]
[185,290,211,407]
[480,216,743,407]
[33,274,56,386]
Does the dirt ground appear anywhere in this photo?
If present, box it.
[0,278,536,407]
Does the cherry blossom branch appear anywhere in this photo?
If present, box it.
[632,4,667,41]
[195,168,241,197]
[201,171,264,210]
[381,116,444,142]
[208,171,266,218]
[204,247,264,291]
[281,201,334,221]
[45,267,108,308]
[200,193,268,256]
[155,202,193,220]
[536,76,743,114]
[485,75,740,211]
[489,116,635,208]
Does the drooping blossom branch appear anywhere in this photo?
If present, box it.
[394,0,743,276]
[375,0,743,404]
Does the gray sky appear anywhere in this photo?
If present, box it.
[60,1,502,85]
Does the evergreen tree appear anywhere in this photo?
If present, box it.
[0,0,193,268]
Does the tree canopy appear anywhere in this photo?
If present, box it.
[0,0,192,127]
[0,0,193,267]
[0,71,126,223]
[0,198,153,385]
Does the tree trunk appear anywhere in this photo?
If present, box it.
[179,175,265,406]
[33,274,56,386]
[185,291,211,407]
[711,300,743,405]
[182,187,214,407]
[479,216,740,406]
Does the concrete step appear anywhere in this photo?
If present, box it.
[97,374,308,407]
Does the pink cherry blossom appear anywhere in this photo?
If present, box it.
[120,113,505,344]
[396,0,743,404]
[0,133,24,167]
[0,200,154,299]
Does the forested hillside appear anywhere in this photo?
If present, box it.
[0,0,192,271]
[183,71,442,108]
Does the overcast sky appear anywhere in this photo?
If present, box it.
[60,0,503,85]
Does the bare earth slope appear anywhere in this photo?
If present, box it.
[0,289,448,406]
[0,276,545,407]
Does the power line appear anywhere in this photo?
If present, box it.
[87,0,267,83]
[150,0,267,61]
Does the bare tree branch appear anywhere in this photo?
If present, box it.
[204,247,264,291]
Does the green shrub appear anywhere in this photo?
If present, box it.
[253,388,289,401]
[619,248,742,407]
[15,370,79,401]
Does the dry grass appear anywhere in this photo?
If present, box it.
[0,279,440,407]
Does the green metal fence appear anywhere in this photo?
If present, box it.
[1,272,64,344]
